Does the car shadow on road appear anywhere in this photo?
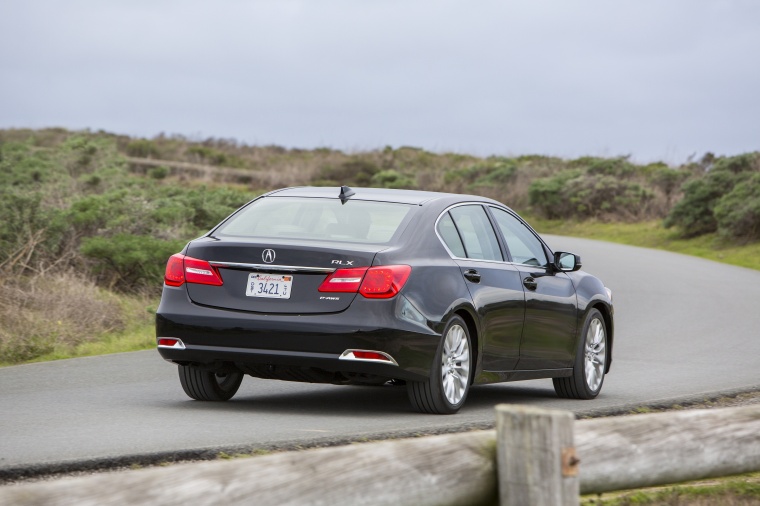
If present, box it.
[160,381,560,418]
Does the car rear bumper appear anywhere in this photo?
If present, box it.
[156,285,440,382]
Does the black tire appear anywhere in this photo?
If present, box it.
[553,308,607,399]
[178,365,244,401]
[407,315,472,414]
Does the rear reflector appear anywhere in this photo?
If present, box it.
[164,254,224,287]
[318,265,411,299]
[340,349,398,365]
[157,338,186,349]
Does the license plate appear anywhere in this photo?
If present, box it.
[246,273,293,299]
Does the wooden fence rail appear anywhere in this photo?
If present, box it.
[1,404,758,506]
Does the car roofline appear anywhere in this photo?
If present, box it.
[261,186,500,207]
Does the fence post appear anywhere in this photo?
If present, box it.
[496,404,579,506]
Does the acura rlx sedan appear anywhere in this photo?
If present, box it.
[157,186,614,414]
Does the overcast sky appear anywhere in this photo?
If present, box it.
[1,1,758,164]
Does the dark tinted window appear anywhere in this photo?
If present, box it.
[490,207,548,267]
[437,212,466,258]
[449,205,503,261]
[215,197,413,244]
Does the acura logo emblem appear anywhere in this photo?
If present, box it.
[262,249,276,263]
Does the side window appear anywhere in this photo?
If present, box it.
[449,205,503,261]
[437,212,466,258]
[490,208,548,267]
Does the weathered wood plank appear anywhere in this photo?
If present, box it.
[2,405,758,505]
[0,431,497,506]
[577,404,760,494]
[496,404,578,506]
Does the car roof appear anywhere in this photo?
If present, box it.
[265,186,495,206]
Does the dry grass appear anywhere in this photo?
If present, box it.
[0,272,129,363]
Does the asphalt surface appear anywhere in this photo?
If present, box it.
[2,236,759,478]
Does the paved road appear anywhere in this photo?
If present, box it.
[2,236,759,475]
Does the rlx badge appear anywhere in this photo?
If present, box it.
[331,260,354,266]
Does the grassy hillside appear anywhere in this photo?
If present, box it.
[1,128,758,365]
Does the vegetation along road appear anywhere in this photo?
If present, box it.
[1,129,759,482]
[1,236,759,479]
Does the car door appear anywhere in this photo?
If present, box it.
[488,207,578,370]
[437,204,525,371]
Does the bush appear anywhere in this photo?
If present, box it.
[148,166,169,179]
[530,171,654,220]
[126,139,161,158]
[664,153,760,238]
[528,170,583,219]
[370,169,415,189]
[0,190,68,273]
[315,160,380,186]
[442,158,517,194]
[714,173,760,242]
[80,234,187,290]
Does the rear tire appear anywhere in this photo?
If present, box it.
[407,315,472,414]
[178,365,244,401]
[553,308,607,399]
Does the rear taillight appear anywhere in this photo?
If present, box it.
[164,254,185,286]
[164,254,224,287]
[359,265,411,298]
[318,265,411,299]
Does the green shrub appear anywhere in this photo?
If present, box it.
[0,190,68,273]
[186,145,245,167]
[583,157,637,177]
[315,160,379,186]
[126,139,161,158]
[714,173,760,242]
[443,158,517,190]
[529,171,654,220]
[528,170,583,219]
[0,141,62,188]
[664,153,760,238]
[80,234,186,290]
[370,169,415,189]
[148,166,169,179]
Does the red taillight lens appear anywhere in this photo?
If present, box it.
[164,254,224,287]
[164,254,185,286]
[359,265,411,298]
[318,267,368,293]
[318,265,411,299]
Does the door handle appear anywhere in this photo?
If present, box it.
[523,276,538,290]
[463,269,481,283]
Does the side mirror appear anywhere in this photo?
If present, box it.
[554,252,582,272]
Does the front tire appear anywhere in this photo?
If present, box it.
[407,315,472,414]
[554,308,607,399]
[178,365,244,401]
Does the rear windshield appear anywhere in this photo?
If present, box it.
[214,196,414,244]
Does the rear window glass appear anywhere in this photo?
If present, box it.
[215,197,413,244]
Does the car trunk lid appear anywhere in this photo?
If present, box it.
[184,238,381,314]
